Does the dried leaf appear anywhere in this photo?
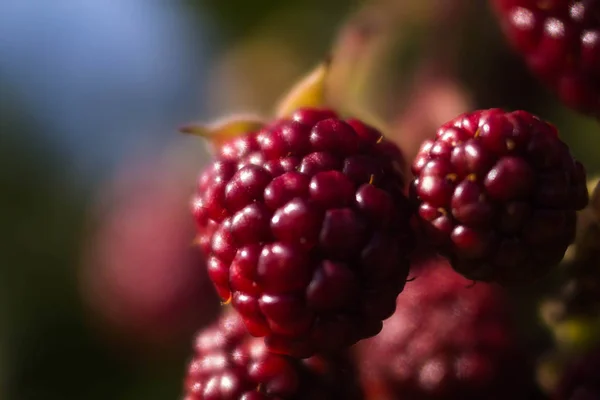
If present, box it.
[274,61,331,118]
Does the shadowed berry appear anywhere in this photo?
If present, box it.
[192,108,413,356]
[411,109,588,284]
[492,0,600,116]
[184,312,363,400]
[356,259,537,400]
[539,178,600,335]
[555,347,600,400]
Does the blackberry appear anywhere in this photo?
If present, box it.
[184,311,363,399]
[192,107,414,357]
[356,258,536,400]
[411,108,588,284]
[492,0,600,116]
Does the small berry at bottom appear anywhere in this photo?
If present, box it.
[356,258,537,400]
[184,311,363,400]
[411,108,588,284]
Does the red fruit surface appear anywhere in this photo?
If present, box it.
[411,108,588,284]
[184,311,363,400]
[192,107,414,357]
[492,0,600,116]
[356,258,535,400]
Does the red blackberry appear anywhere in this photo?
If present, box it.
[191,107,414,357]
[184,311,363,400]
[554,347,600,400]
[356,258,535,400]
[491,0,600,116]
[411,108,588,284]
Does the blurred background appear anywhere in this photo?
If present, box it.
[0,0,598,399]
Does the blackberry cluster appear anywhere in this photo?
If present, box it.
[184,103,590,399]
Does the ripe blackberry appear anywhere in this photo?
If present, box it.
[356,258,536,400]
[411,108,588,284]
[491,0,600,116]
[184,311,363,400]
[191,107,414,357]
[554,346,600,400]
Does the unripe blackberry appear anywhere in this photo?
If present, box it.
[356,258,537,400]
[491,0,600,116]
[192,107,414,357]
[411,108,588,284]
[184,311,363,400]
